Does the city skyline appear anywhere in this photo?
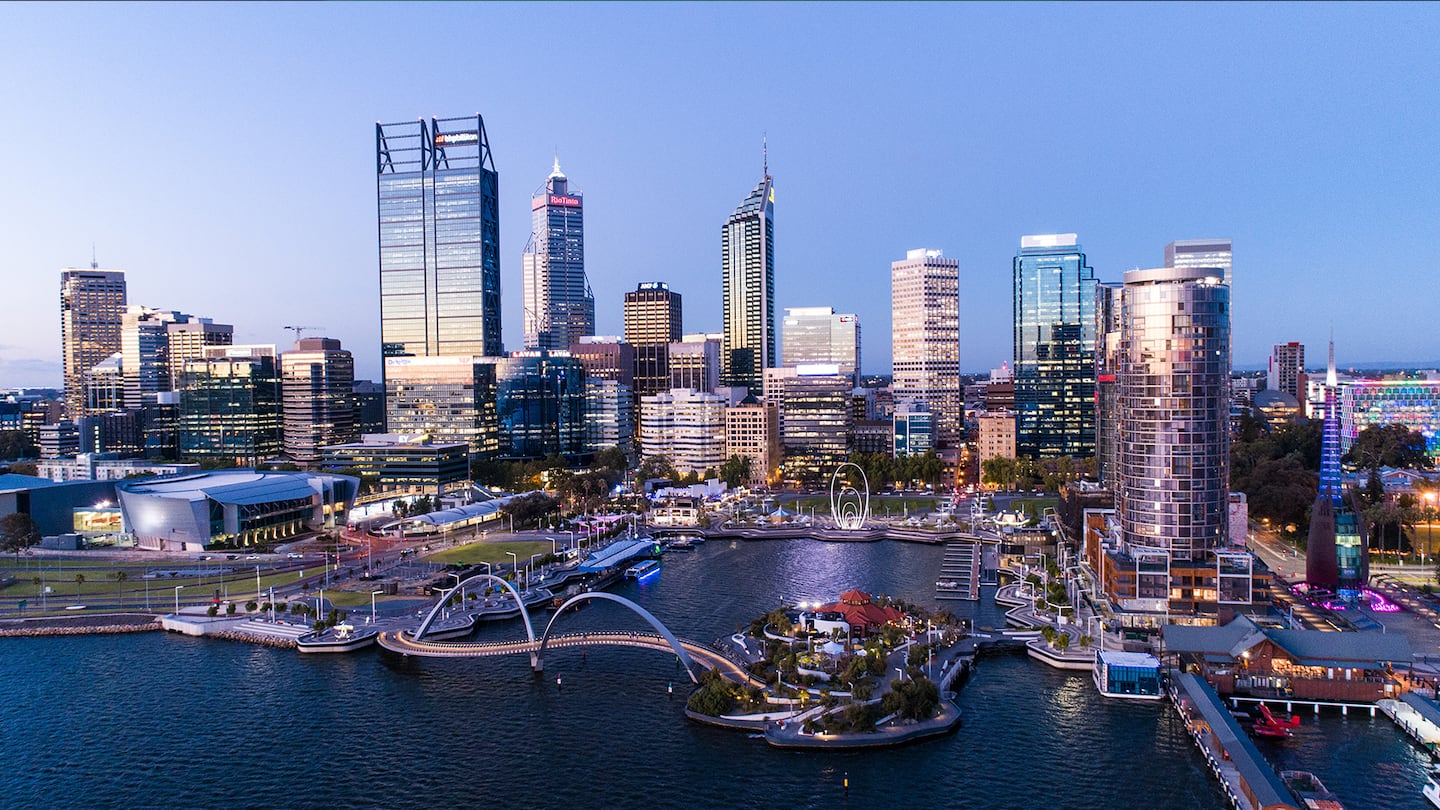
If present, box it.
[6,4,1440,388]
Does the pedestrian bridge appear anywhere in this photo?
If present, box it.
[376,628,760,685]
[379,576,761,686]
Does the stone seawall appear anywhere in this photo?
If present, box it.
[0,613,161,638]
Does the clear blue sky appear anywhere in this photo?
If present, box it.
[3,2,1438,387]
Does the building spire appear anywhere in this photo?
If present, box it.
[1326,328,1337,388]
[549,150,564,180]
[762,132,768,180]
[91,243,97,270]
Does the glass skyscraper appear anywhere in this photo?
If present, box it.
[376,115,501,370]
[721,171,775,393]
[1012,234,1097,459]
[523,157,593,351]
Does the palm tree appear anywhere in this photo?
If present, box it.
[74,572,86,597]
[113,570,128,607]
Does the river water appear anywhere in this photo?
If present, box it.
[0,538,1423,808]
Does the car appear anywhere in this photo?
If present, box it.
[246,554,260,560]
[286,552,303,559]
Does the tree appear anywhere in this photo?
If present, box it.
[1345,424,1433,471]
[113,570,128,604]
[0,513,41,558]
[636,455,676,485]
[0,430,37,461]
[718,455,753,489]
[74,573,86,595]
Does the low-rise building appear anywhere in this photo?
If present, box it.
[116,469,358,550]
[1164,615,1413,702]
[724,398,779,487]
[321,434,468,494]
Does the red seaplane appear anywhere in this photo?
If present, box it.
[1252,704,1302,738]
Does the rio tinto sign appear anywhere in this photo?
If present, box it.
[548,194,581,207]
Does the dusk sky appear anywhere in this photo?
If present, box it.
[4,2,1438,387]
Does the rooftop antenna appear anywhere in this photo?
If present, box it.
[91,243,97,270]
[762,132,768,179]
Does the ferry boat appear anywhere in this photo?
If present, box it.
[1092,650,1163,700]
[1280,770,1345,810]
[1424,764,1440,808]
[296,622,379,653]
[625,559,660,579]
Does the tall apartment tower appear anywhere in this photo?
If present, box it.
[624,282,683,397]
[1117,267,1231,563]
[522,157,593,351]
[891,249,962,446]
[781,307,861,386]
[376,115,502,375]
[1164,239,1232,287]
[1012,234,1097,459]
[60,266,128,418]
[721,168,775,393]
[1267,342,1306,400]
[280,337,357,463]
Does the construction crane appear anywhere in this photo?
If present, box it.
[283,325,326,341]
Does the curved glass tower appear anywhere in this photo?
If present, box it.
[1118,267,1230,563]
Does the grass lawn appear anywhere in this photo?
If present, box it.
[425,541,552,566]
[1008,497,1059,517]
[781,495,941,514]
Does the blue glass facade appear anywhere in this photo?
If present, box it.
[377,116,501,369]
[1012,235,1097,459]
[493,351,588,460]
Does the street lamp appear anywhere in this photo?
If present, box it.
[506,551,518,584]
[173,585,185,615]
[371,589,384,624]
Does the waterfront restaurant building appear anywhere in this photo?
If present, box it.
[116,470,358,550]
[1163,614,1414,702]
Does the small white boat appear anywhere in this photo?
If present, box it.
[1424,765,1440,809]
[626,559,661,579]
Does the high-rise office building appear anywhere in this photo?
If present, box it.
[781,307,860,386]
[1267,342,1306,401]
[669,336,720,393]
[522,157,593,351]
[1164,239,1232,287]
[763,366,853,462]
[376,115,501,371]
[1117,267,1230,563]
[891,248,962,446]
[280,338,357,463]
[60,266,127,418]
[120,307,234,409]
[584,378,635,461]
[384,356,498,455]
[492,350,588,460]
[624,282,682,397]
[178,345,281,465]
[721,169,775,393]
[1012,234,1097,459]
[570,337,635,388]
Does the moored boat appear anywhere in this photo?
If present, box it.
[1281,770,1344,810]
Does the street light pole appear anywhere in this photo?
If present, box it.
[371,589,383,624]
[173,585,184,615]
